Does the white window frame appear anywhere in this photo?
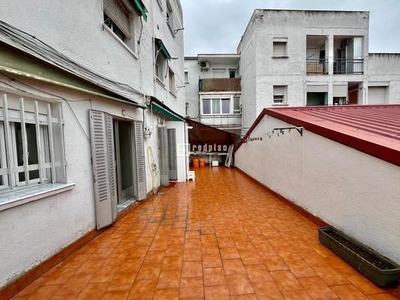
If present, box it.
[169,69,176,96]
[184,71,189,84]
[0,94,66,192]
[103,0,137,54]
[201,97,232,115]
[155,45,166,84]
[273,37,288,58]
[273,86,287,105]
[233,96,241,114]
[0,122,8,191]
[166,0,174,33]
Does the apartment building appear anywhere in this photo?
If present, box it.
[186,10,400,134]
[185,54,242,135]
[0,0,186,292]
[238,9,400,132]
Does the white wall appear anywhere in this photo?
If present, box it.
[184,59,200,119]
[367,54,400,104]
[167,121,187,182]
[235,115,400,264]
[0,0,153,97]
[151,0,185,116]
[239,10,370,129]
[0,75,139,288]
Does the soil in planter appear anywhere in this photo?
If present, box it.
[326,230,394,270]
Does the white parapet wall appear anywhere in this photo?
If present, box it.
[235,115,400,264]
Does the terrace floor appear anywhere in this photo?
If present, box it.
[10,167,400,299]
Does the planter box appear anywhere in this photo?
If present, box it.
[318,226,400,288]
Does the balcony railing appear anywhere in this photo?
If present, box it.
[199,78,241,92]
[334,59,364,74]
[306,59,328,75]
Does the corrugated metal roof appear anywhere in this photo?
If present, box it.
[238,105,400,166]
[0,20,145,107]
[270,105,400,141]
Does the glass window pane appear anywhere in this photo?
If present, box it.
[234,97,240,110]
[16,123,39,182]
[212,99,220,114]
[203,99,211,114]
[221,99,230,114]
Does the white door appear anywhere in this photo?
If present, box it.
[89,110,117,230]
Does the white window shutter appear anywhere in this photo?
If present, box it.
[158,126,169,186]
[106,114,118,221]
[89,110,117,229]
[134,121,146,200]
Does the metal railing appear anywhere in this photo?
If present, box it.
[306,59,328,75]
[334,59,364,74]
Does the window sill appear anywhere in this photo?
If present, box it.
[272,103,289,106]
[0,183,75,212]
[169,91,177,98]
[156,77,166,89]
[201,113,239,116]
[102,25,138,60]
[272,56,289,59]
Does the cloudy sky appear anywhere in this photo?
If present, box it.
[180,0,400,56]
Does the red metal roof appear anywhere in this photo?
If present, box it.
[237,105,400,166]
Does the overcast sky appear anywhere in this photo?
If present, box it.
[181,0,400,56]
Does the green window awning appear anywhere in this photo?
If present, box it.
[155,38,172,60]
[129,0,148,22]
[151,101,183,122]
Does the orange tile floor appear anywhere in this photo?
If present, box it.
[10,167,400,299]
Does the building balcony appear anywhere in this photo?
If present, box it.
[306,59,328,75]
[306,59,364,75]
[334,58,364,74]
[199,78,241,92]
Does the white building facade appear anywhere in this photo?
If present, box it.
[0,0,187,292]
[238,10,400,133]
[184,54,242,134]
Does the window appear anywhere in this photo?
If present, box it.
[0,94,65,193]
[103,0,136,51]
[233,96,241,114]
[185,103,189,116]
[155,45,166,82]
[184,71,189,84]
[229,69,236,78]
[166,0,173,32]
[104,13,127,42]
[169,69,176,96]
[273,37,288,57]
[202,98,231,115]
[212,68,225,78]
[221,99,230,114]
[273,86,287,105]
[203,99,211,114]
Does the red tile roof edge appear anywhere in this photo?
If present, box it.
[235,105,400,167]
